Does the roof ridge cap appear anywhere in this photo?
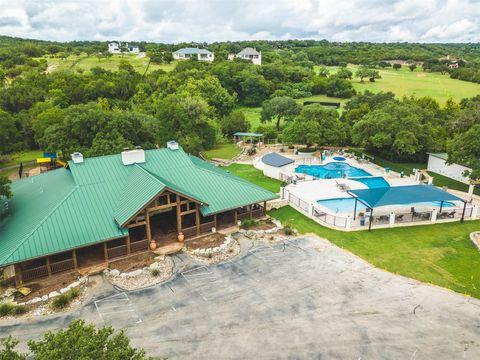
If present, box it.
[2,186,79,264]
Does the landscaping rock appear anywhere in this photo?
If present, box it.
[149,262,159,270]
[41,295,48,302]
[110,269,120,277]
[48,291,60,299]
[128,269,143,277]
[28,297,42,305]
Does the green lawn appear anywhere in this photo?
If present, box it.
[202,144,242,160]
[0,150,43,168]
[269,206,480,298]
[428,171,480,196]
[321,64,480,105]
[38,54,176,74]
[223,163,283,193]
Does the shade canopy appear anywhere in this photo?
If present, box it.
[262,153,294,168]
[348,185,465,209]
[233,132,264,137]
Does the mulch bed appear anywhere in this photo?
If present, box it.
[13,271,81,302]
[185,233,226,250]
[108,252,157,273]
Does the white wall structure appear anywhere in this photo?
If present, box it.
[427,153,472,184]
[260,153,294,180]
[234,48,262,65]
[173,48,214,62]
[108,42,120,54]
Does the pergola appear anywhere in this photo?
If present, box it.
[347,185,467,231]
[233,132,264,145]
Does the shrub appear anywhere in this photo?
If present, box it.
[284,225,294,236]
[150,268,160,277]
[241,219,259,228]
[247,147,257,156]
[0,303,14,317]
[12,304,27,315]
[51,288,80,310]
[0,303,27,317]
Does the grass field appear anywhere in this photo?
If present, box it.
[202,144,242,160]
[238,94,346,131]
[319,64,480,105]
[38,54,176,74]
[270,206,480,298]
[223,163,283,193]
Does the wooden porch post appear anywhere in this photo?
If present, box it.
[214,214,217,230]
[72,250,78,269]
[263,201,267,216]
[146,211,152,243]
[126,234,131,255]
[103,242,108,261]
[46,257,52,277]
[195,204,200,236]
[14,263,23,286]
[234,209,238,225]
[249,204,253,220]
[176,195,182,233]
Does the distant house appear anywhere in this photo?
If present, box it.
[108,42,121,54]
[172,48,215,62]
[427,153,472,184]
[108,41,141,54]
[230,47,262,65]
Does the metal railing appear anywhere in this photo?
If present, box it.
[22,265,49,282]
[50,259,74,274]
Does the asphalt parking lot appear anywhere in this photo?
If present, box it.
[1,236,480,359]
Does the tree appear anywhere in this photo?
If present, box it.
[297,104,347,146]
[392,63,402,71]
[336,68,353,80]
[317,66,330,77]
[355,67,371,82]
[447,124,480,180]
[0,336,25,360]
[282,119,321,148]
[0,176,13,199]
[220,111,250,137]
[368,69,381,82]
[409,64,417,72]
[260,96,301,131]
[1,319,156,360]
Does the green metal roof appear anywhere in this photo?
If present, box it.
[348,184,465,209]
[114,165,166,226]
[0,147,277,266]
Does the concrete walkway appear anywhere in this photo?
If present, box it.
[1,236,479,359]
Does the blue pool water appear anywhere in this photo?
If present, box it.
[296,162,371,179]
[317,198,456,214]
[333,156,346,161]
[351,177,390,188]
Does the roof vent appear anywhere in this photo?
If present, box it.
[167,140,179,151]
[121,148,145,166]
[71,152,84,164]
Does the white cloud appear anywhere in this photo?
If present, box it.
[0,0,478,42]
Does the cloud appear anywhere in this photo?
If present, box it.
[0,0,478,42]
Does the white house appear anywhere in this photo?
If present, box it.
[172,48,215,62]
[427,153,472,184]
[230,47,262,65]
[260,153,294,180]
[108,42,140,54]
[108,42,121,54]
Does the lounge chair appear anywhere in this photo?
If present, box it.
[447,211,456,218]
[395,214,404,222]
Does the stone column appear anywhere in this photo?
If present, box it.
[346,216,352,231]
[389,212,395,227]
[468,184,475,197]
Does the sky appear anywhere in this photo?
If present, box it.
[0,0,479,43]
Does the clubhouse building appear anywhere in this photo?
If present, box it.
[0,143,277,286]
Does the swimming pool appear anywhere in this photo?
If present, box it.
[316,198,456,214]
[351,177,390,188]
[333,156,346,161]
[295,162,371,179]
